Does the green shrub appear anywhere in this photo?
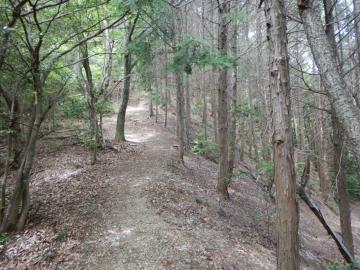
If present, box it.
[96,100,113,115]
[194,100,204,113]
[296,162,305,173]
[61,94,88,118]
[54,230,68,242]
[0,233,11,245]
[326,262,353,270]
[346,153,360,200]
[78,131,97,148]
[192,136,217,155]
[256,160,274,179]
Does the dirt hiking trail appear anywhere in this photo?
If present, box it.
[81,97,276,269]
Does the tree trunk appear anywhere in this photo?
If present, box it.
[149,88,154,117]
[2,75,43,232]
[256,8,271,161]
[175,73,185,164]
[298,0,360,164]
[217,1,230,200]
[317,88,330,196]
[228,24,238,177]
[185,76,191,148]
[323,0,355,254]
[77,41,99,164]
[116,51,131,142]
[155,81,159,123]
[115,21,137,142]
[164,49,169,128]
[83,48,98,164]
[353,0,360,107]
[201,0,208,140]
[332,112,354,255]
[265,0,299,269]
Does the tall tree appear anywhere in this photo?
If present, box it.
[217,0,231,200]
[265,0,299,268]
[323,0,354,255]
[228,13,239,178]
[298,0,360,163]
[115,16,139,142]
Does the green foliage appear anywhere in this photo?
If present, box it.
[96,100,113,115]
[326,262,353,270]
[346,153,360,200]
[168,37,234,75]
[77,131,97,148]
[61,94,88,119]
[0,233,11,246]
[296,162,305,173]
[54,230,68,242]
[252,207,275,222]
[233,99,260,120]
[0,111,16,137]
[253,208,263,219]
[194,100,204,113]
[192,136,218,155]
[199,51,234,69]
[260,144,272,160]
[256,160,274,179]
[225,9,248,24]
[328,153,360,200]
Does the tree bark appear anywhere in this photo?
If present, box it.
[228,24,238,177]
[79,42,99,164]
[217,1,230,200]
[317,88,330,196]
[185,76,191,148]
[256,8,271,161]
[265,0,299,269]
[175,73,185,164]
[298,0,360,164]
[2,72,43,232]
[115,20,137,142]
[353,0,360,106]
[164,49,169,128]
[323,0,355,254]
[201,0,208,140]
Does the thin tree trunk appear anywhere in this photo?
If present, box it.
[256,8,270,161]
[116,52,131,142]
[318,87,330,196]
[228,24,238,177]
[175,73,185,164]
[155,81,159,123]
[2,76,43,232]
[332,112,354,255]
[201,0,208,140]
[78,42,99,164]
[149,88,154,117]
[164,49,169,128]
[115,20,138,142]
[185,76,191,148]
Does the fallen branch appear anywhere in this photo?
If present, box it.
[103,140,119,152]
[297,158,359,268]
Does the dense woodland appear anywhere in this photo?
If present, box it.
[1,0,360,269]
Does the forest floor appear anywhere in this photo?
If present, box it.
[1,95,360,270]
